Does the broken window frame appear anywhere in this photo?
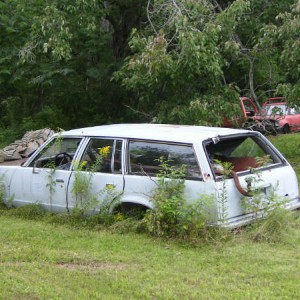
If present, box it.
[203,132,287,181]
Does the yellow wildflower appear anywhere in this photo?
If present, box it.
[115,212,124,222]
[105,183,115,190]
[99,146,111,157]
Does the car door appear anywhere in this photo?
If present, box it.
[66,138,124,213]
[123,140,217,211]
[9,136,83,212]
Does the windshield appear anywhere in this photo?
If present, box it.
[262,104,287,116]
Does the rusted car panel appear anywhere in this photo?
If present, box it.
[0,124,299,228]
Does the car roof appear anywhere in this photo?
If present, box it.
[57,124,251,143]
[264,102,286,106]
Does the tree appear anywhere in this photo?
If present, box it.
[259,1,300,105]
[0,0,147,142]
[115,0,244,125]
[115,0,299,125]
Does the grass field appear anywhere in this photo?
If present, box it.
[0,133,300,299]
[0,214,300,299]
[269,133,300,183]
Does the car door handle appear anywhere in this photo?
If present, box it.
[56,179,64,183]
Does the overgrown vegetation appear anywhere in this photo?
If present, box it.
[142,157,217,241]
[247,208,295,243]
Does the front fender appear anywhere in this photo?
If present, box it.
[0,166,18,199]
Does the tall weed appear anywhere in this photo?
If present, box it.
[142,157,216,240]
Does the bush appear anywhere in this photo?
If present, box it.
[142,157,215,240]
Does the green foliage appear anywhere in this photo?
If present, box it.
[0,0,147,133]
[143,157,215,240]
[71,147,120,216]
[115,1,249,124]
[1,0,299,129]
[115,0,300,123]
[0,178,5,198]
[214,159,233,224]
[4,203,46,220]
[0,192,8,211]
[258,1,300,103]
[247,208,294,243]
[71,169,98,215]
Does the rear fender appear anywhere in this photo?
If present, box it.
[118,193,153,209]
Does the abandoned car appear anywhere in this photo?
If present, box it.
[0,124,299,228]
[258,98,300,134]
[224,96,300,134]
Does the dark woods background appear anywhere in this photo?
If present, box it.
[0,0,299,144]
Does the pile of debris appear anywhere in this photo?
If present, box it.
[0,128,54,162]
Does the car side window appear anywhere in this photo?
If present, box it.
[243,99,257,116]
[288,107,300,115]
[80,139,122,174]
[128,140,202,180]
[28,137,82,170]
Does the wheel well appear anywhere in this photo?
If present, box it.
[282,123,290,134]
[113,202,150,219]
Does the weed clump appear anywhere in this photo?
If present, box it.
[142,157,216,241]
[6,204,46,220]
[247,208,294,243]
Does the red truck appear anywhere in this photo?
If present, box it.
[224,97,300,134]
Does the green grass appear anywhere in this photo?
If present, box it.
[0,214,300,299]
[269,133,300,183]
[1,133,300,299]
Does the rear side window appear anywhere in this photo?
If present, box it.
[128,140,201,180]
[80,139,122,173]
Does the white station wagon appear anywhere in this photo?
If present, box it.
[0,124,299,228]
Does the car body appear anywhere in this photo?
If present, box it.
[0,124,299,228]
[224,97,300,134]
[258,98,300,133]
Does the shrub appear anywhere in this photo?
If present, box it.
[142,157,215,240]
